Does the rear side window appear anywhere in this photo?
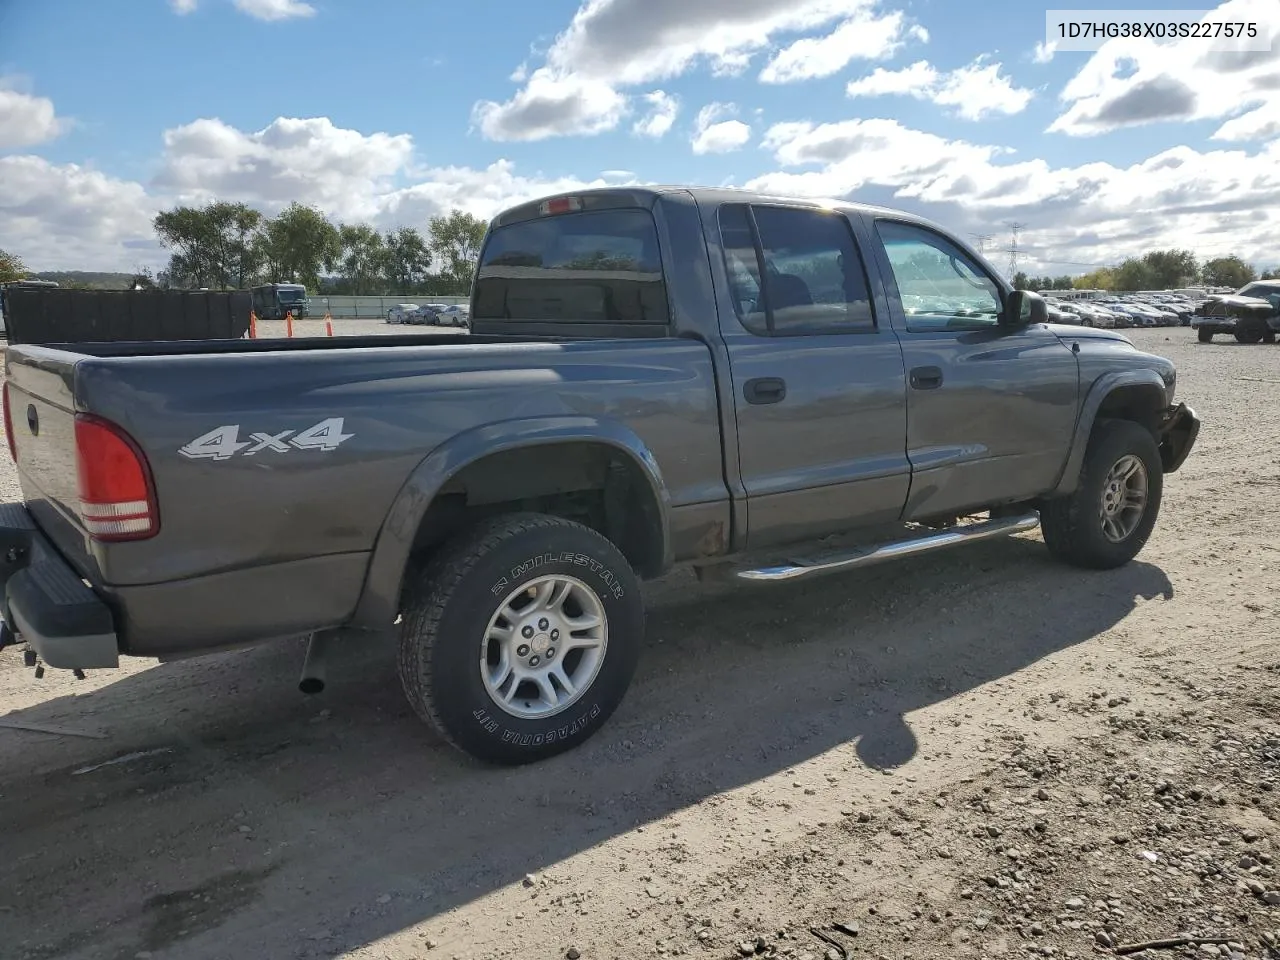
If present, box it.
[718,203,876,336]
[472,209,670,328]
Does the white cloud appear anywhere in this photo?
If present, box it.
[750,116,1280,272]
[845,60,939,97]
[1049,0,1280,137]
[0,115,639,270]
[169,0,316,19]
[473,0,922,140]
[152,116,413,221]
[1032,40,1056,64]
[472,69,628,141]
[691,102,751,154]
[0,156,158,270]
[233,0,316,19]
[1213,99,1280,141]
[759,9,927,83]
[0,84,67,150]
[933,58,1035,120]
[632,91,679,138]
[375,160,629,226]
[846,56,1034,120]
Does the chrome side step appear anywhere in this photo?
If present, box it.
[735,512,1041,583]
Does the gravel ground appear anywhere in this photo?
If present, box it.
[0,329,1277,960]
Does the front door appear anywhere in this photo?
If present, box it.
[713,202,911,550]
[863,217,1080,520]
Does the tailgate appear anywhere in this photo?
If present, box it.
[4,348,97,577]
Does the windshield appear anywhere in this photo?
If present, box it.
[277,287,305,302]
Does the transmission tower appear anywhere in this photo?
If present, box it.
[1005,221,1026,278]
[970,233,994,253]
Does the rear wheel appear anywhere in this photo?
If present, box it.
[397,512,645,765]
[1197,327,1213,343]
[1040,419,1162,570]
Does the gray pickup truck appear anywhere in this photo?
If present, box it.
[0,187,1200,764]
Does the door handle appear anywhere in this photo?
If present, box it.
[909,366,943,390]
[743,377,786,404]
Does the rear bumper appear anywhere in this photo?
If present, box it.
[1158,403,1200,474]
[0,503,119,669]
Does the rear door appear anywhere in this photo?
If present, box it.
[711,202,910,550]
[861,216,1079,520]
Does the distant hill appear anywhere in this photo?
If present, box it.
[30,271,136,289]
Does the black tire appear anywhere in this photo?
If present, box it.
[1040,419,1163,570]
[1263,329,1277,344]
[1197,327,1213,343]
[1235,319,1266,344]
[397,512,645,765]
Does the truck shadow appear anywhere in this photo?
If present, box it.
[0,537,1172,960]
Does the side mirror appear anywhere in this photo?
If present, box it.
[1005,289,1048,327]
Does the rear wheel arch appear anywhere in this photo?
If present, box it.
[349,420,671,630]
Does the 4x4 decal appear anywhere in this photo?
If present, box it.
[179,418,354,461]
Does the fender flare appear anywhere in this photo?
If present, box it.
[348,416,672,629]
[1048,370,1168,497]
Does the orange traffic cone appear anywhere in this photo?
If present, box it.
[248,309,258,339]
[325,319,334,337]
[286,311,295,338]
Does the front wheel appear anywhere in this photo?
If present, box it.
[1040,419,1163,570]
[397,512,645,765]
[1197,327,1213,343]
[1235,319,1266,344]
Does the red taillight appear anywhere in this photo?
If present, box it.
[2,383,16,463]
[538,196,582,216]
[73,414,158,541]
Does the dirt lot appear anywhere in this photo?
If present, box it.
[1,329,1278,960]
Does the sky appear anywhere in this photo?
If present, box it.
[0,0,1278,276]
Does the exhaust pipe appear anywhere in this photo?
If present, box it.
[299,630,335,695]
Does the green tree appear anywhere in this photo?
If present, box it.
[337,223,388,294]
[1052,275,1074,290]
[154,206,219,287]
[1260,267,1280,280]
[1074,267,1115,290]
[1202,255,1257,289]
[0,248,27,282]
[1012,271,1029,290]
[1140,249,1199,289]
[1112,257,1156,291]
[153,201,264,289]
[383,226,431,294]
[254,202,341,291]
[428,210,487,294]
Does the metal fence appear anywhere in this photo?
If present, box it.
[306,295,469,319]
[2,288,251,344]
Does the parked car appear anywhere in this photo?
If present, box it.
[386,303,421,324]
[432,304,470,328]
[0,186,1200,765]
[1191,280,1280,343]
[404,304,441,325]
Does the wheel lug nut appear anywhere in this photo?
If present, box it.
[551,629,560,640]
[529,655,541,667]
[522,626,534,639]
[517,644,530,656]
[545,647,556,659]
[538,618,549,630]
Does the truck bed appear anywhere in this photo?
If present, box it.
[3,333,729,656]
